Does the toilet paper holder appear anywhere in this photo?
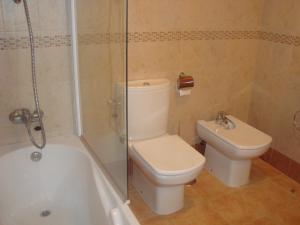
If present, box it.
[177,72,194,89]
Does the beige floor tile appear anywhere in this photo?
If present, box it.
[250,159,282,184]
[129,159,300,225]
[244,216,284,225]
[241,177,299,211]
[269,174,300,201]
[208,190,266,225]
[275,200,300,225]
[154,201,229,225]
[142,217,173,225]
[192,169,235,202]
[129,192,156,221]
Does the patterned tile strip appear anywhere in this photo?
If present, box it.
[78,33,125,45]
[0,31,300,50]
[0,34,71,50]
[127,30,261,42]
[79,31,300,46]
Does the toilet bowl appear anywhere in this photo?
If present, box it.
[197,115,272,187]
[128,79,205,215]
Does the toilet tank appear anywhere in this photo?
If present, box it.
[128,79,171,141]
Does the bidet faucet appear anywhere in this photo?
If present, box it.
[215,111,236,129]
[215,111,227,124]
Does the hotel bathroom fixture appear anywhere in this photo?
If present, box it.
[9,0,46,149]
[215,111,236,129]
[177,72,194,96]
[197,115,272,187]
[177,72,194,89]
[0,138,140,225]
[128,79,205,215]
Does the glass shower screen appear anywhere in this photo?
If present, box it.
[75,0,128,200]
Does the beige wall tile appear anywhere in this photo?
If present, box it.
[37,0,69,33]
[128,40,258,145]
[2,0,40,32]
[0,1,4,32]
[0,46,74,147]
[76,0,110,33]
[0,0,74,147]
[129,0,265,32]
[262,0,300,35]
[128,0,300,166]
[250,40,300,164]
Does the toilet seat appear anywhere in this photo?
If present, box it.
[131,135,205,176]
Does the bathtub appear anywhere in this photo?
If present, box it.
[0,136,140,225]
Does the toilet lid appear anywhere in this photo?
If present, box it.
[131,135,205,176]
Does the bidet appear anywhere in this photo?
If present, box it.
[197,115,272,187]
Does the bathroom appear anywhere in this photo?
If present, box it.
[0,0,300,225]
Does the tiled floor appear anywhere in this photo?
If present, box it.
[129,159,300,225]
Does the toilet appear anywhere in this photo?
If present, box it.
[128,79,205,215]
[197,115,272,187]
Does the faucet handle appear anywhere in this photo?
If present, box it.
[216,111,227,124]
[217,111,227,118]
[9,108,31,124]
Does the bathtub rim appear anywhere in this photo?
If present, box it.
[0,135,140,225]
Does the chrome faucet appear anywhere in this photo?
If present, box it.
[215,111,227,125]
[215,111,236,129]
[9,108,44,124]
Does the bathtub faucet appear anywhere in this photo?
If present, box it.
[9,108,44,125]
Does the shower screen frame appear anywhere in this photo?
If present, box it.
[70,0,129,201]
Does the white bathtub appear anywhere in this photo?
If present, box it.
[0,136,140,225]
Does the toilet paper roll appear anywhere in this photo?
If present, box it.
[178,88,192,96]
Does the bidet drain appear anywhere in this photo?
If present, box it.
[40,210,51,217]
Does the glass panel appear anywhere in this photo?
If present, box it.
[75,0,127,199]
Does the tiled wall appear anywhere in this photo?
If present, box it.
[249,0,300,164]
[0,0,74,146]
[128,0,300,167]
[128,0,264,144]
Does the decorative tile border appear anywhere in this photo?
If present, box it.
[78,33,125,45]
[128,30,300,46]
[260,32,300,46]
[1,30,300,50]
[128,30,261,42]
[0,34,71,50]
[78,30,300,46]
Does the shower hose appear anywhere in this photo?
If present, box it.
[22,0,46,149]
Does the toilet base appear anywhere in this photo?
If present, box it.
[132,163,184,215]
[205,144,251,187]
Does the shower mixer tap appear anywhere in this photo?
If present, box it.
[9,108,44,124]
